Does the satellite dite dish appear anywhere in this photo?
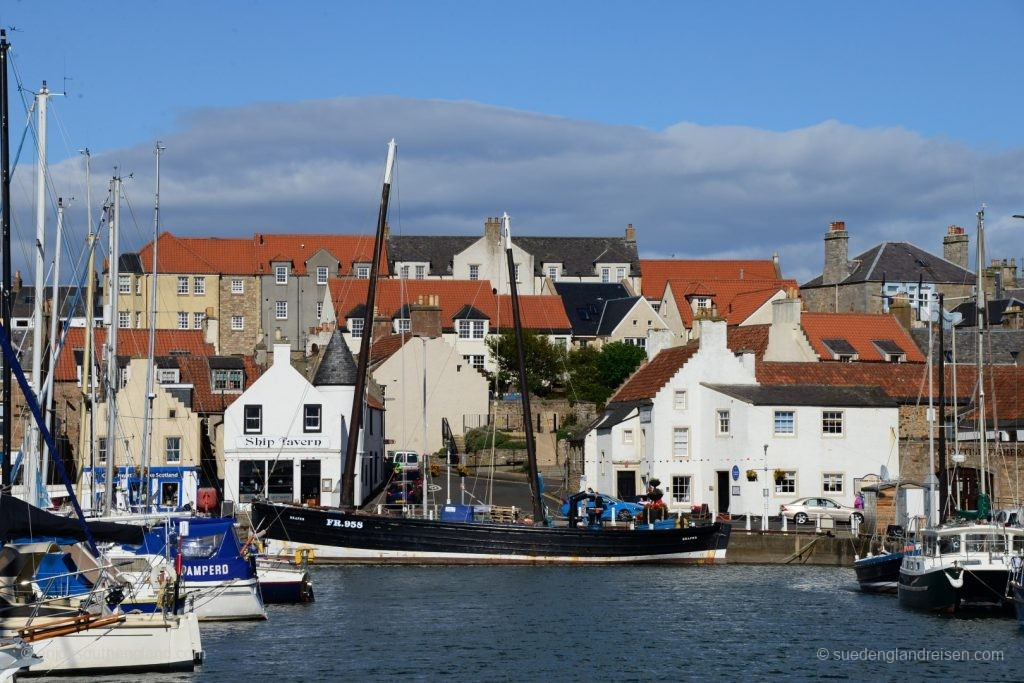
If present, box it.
[880,465,891,481]
[952,453,966,464]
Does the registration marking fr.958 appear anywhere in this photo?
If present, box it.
[326,518,363,529]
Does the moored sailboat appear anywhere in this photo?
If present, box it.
[252,141,731,564]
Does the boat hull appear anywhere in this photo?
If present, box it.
[7,613,202,676]
[252,502,730,564]
[854,552,908,594]
[182,579,267,621]
[1012,579,1024,627]
[899,564,1010,613]
[256,561,314,604]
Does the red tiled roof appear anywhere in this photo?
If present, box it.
[640,259,779,299]
[138,233,257,274]
[254,234,388,276]
[328,279,571,332]
[801,313,925,363]
[369,334,411,365]
[176,355,263,413]
[609,343,699,403]
[666,278,796,327]
[56,328,216,382]
[727,324,771,358]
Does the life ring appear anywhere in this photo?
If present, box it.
[295,546,315,565]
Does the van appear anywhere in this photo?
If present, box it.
[387,451,421,472]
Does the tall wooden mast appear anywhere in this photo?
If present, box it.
[340,140,395,508]
[0,30,11,489]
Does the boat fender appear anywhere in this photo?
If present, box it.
[945,569,964,589]
[295,546,315,565]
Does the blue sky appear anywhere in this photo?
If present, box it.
[2,1,1023,283]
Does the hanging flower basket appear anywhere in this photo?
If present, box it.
[773,469,786,484]
[745,469,758,482]
[456,465,470,478]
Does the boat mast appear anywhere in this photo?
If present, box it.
[27,82,51,505]
[937,293,947,523]
[0,30,12,489]
[103,175,121,515]
[975,206,988,498]
[41,198,64,499]
[924,277,935,526]
[340,139,395,508]
[76,150,96,505]
[139,141,164,508]
[503,213,545,524]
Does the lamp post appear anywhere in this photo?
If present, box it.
[762,444,769,532]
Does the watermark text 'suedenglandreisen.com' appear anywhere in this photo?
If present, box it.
[817,648,1004,664]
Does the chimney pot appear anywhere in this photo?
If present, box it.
[829,220,846,232]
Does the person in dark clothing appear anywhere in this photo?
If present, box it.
[591,492,605,527]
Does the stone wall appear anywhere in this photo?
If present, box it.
[490,397,598,434]
[218,276,261,355]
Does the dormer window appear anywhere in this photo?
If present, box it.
[601,267,611,283]
[213,369,243,391]
[395,318,411,333]
[157,368,180,384]
[275,265,289,285]
[355,264,370,278]
[823,338,859,362]
[546,264,560,280]
[872,339,906,363]
[316,266,329,285]
[350,318,365,338]
[457,320,486,339]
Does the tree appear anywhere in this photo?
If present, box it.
[566,341,646,405]
[484,330,566,397]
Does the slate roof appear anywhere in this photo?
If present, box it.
[704,383,897,408]
[909,328,1024,366]
[800,313,926,362]
[9,286,102,320]
[595,297,643,336]
[552,282,631,337]
[609,343,699,403]
[640,259,779,299]
[950,298,1024,327]
[592,401,643,430]
[802,242,976,288]
[118,253,144,274]
[386,235,477,276]
[313,329,359,386]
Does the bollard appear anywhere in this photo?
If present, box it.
[745,514,751,532]
[760,514,767,532]
[815,514,821,534]
[781,514,787,532]
[376,504,382,515]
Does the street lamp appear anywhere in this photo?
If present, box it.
[762,444,769,532]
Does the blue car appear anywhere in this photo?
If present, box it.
[559,492,646,522]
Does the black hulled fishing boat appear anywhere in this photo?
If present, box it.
[251,142,730,564]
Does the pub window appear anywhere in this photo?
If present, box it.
[304,404,322,433]
[244,404,262,434]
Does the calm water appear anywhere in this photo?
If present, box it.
[39,564,1022,682]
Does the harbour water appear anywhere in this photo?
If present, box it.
[39,564,1022,682]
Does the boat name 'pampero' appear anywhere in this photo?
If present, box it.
[184,563,231,578]
[236,436,330,449]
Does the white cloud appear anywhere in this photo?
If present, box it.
[21,96,1024,286]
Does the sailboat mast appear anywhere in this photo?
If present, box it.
[340,139,395,508]
[103,176,121,515]
[139,141,164,507]
[503,213,545,524]
[925,284,935,526]
[0,30,12,489]
[27,82,50,504]
[42,198,64,496]
[975,206,988,497]
[937,293,947,523]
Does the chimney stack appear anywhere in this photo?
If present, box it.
[942,225,969,270]
[410,294,443,338]
[372,306,392,341]
[822,220,851,285]
[625,223,636,242]
[484,217,501,245]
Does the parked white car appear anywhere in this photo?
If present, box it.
[779,497,863,525]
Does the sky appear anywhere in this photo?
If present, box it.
[2,1,1023,285]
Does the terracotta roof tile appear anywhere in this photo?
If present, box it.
[727,324,771,358]
[175,355,263,413]
[328,279,570,332]
[640,259,779,300]
[254,234,388,276]
[801,312,925,362]
[666,278,796,327]
[138,233,257,274]
[56,328,216,382]
[609,343,699,403]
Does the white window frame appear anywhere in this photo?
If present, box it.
[400,265,410,279]
[616,266,626,281]
[316,301,324,320]
[672,426,690,458]
[674,390,687,410]
[316,266,329,285]
[601,267,610,283]
[193,311,205,329]
[193,276,205,295]
[350,318,364,338]
[776,470,797,494]
[671,475,691,504]
[118,275,131,294]
[275,265,288,285]
[165,436,181,464]
[823,473,844,494]
[231,315,244,331]
[118,311,130,329]
[415,265,425,280]
[135,312,142,328]
[177,276,189,295]
[547,265,559,280]
[822,410,844,436]
[231,279,244,294]
[773,410,795,436]
[470,355,484,369]
[98,437,108,464]
[469,264,480,281]
[356,265,370,279]
[622,428,634,445]
[717,409,730,435]
[275,301,288,320]
[396,318,410,333]
[135,277,142,295]
[177,312,189,330]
